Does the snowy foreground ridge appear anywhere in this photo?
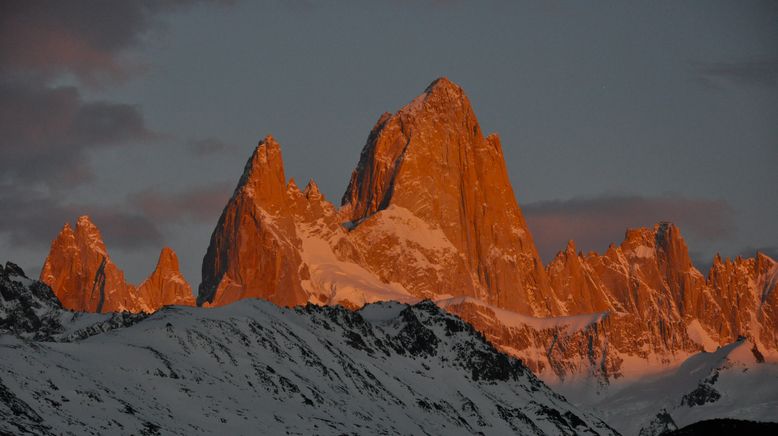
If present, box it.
[0,269,616,435]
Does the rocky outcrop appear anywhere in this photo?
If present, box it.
[1,261,63,340]
[136,247,195,310]
[40,217,194,313]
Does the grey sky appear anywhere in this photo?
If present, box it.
[1,0,776,286]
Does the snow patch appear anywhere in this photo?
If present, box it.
[631,245,655,259]
[436,296,607,336]
[298,225,415,307]
[686,319,718,352]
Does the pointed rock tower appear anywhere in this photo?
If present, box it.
[137,247,195,310]
[342,78,556,315]
[198,135,309,307]
[40,216,139,312]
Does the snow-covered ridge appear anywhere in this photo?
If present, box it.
[0,291,617,435]
[0,262,147,341]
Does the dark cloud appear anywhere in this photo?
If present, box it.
[523,194,736,262]
[0,1,206,83]
[187,138,236,156]
[695,58,778,88]
[129,183,233,223]
[0,1,230,187]
[0,78,154,187]
[0,1,229,252]
[0,184,162,251]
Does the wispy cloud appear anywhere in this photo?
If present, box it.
[0,184,162,250]
[694,57,778,88]
[0,78,155,187]
[129,183,234,223]
[0,1,230,256]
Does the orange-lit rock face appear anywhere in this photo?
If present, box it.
[137,247,195,309]
[341,78,556,315]
[198,79,556,315]
[538,222,778,380]
[198,136,310,308]
[41,217,193,313]
[41,216,137,312]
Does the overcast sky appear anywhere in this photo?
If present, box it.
[1,0,776,286]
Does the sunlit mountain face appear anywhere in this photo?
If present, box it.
[2,2,776,435]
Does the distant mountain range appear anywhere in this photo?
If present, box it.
[10,77,776,434]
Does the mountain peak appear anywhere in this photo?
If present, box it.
[653,221,694,271]
[286,178,303,199]
[303,179,322,201]
[76,215,94,227]
[198,134,308,308]
[75,215,99,235]
[234,134,289,211]
[247,135,283,172]
[424,76,462,96]
[339,77,554,314]
[41,216,128,312]
[157,247,180,272]
[137,247,194,309]
[396,77,470,120]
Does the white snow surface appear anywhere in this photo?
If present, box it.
[0,299,617,436]
[580,339,778,436]
[297,224,415,307]
[437,296,608,335]
[686,319,718,352]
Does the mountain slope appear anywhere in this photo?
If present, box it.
[589,338,778,436]
[1,261,146,341]
[0,297,617,435]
